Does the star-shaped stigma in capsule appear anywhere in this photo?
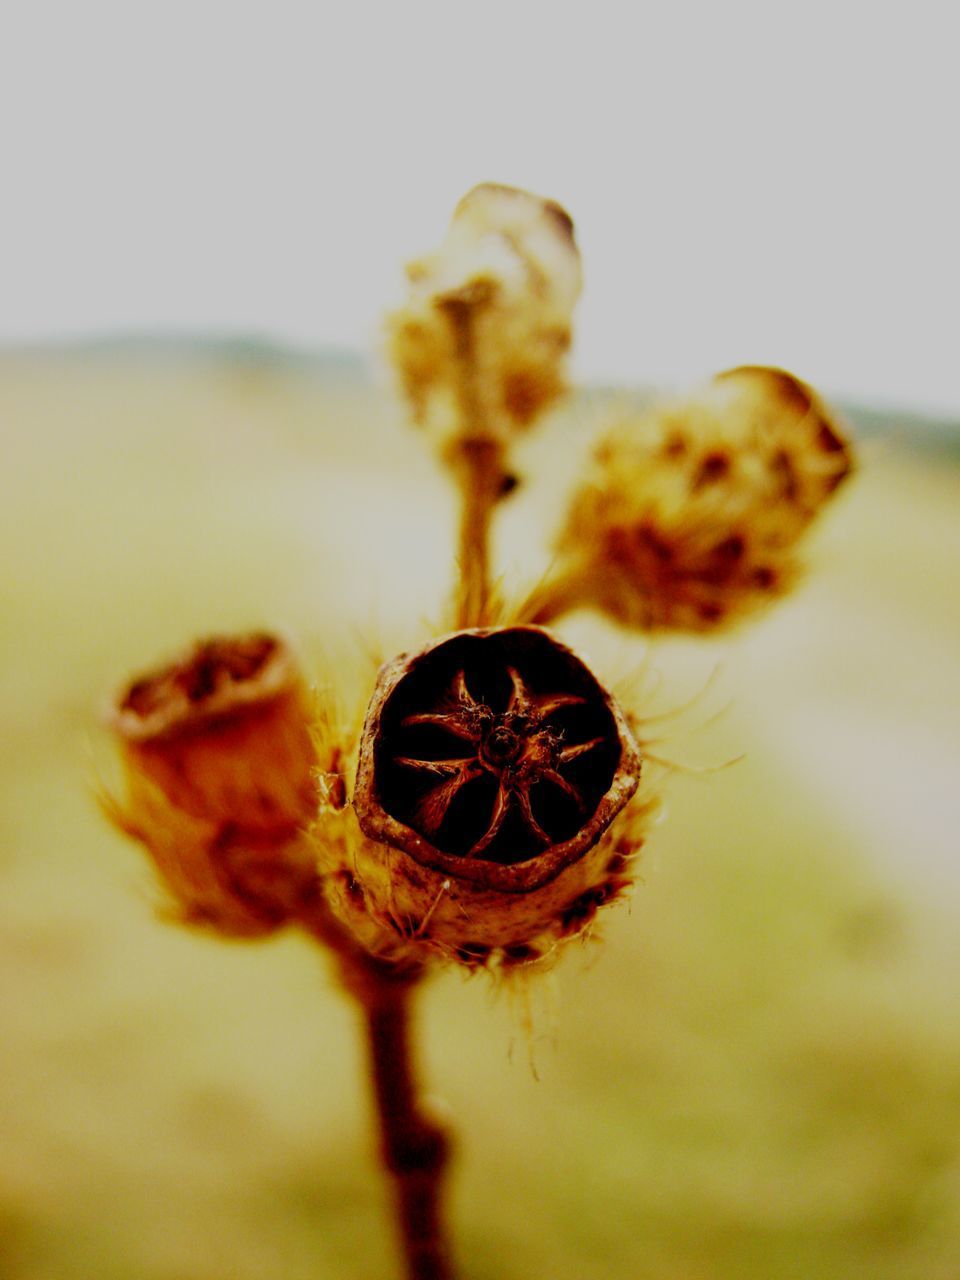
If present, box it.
[393,666,605,856]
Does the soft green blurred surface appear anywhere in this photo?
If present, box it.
[1,349,959,1280]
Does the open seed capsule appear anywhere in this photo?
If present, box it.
[342,626,644,966]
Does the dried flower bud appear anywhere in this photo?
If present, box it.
[106,632,321,937]
[448,183,581,320]
[387,183,582,443]
[535,366,853,632]
[321,626,647,969]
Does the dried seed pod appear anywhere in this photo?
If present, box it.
[332,626,645,967]
[106,632,322,937]
[387,183,582,445]
[532,366,853,632]
[449,182,581,324]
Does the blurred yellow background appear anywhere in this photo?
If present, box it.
[1,347,959,1279]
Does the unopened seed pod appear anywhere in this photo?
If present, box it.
[388,183,582,444]
[328,626,647,969]
[106,632,321,937]
[534,366,854,633]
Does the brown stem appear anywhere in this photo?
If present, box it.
[439,288,510,629]
[363,980,454,1280]
[453,437,508,628]
[303,898,454,1280]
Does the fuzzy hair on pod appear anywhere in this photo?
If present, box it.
[105,633,323,937]
[541,366,853,632]
[319,626,652,971]
[387,183,582,446]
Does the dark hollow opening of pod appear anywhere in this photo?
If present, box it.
[375,629,623,865]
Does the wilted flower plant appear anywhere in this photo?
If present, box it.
[103,182,853,1280]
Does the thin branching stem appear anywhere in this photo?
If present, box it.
[454,438,507,628]
[305,899,454,1280]
[440,289,510,628]
[363,980,454,1280]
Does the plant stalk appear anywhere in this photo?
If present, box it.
[363,978,453,1280]
[453,438,507,628]
[305,899,454,1280]
[439,288,510,629]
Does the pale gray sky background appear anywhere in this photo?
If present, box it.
[2,1,957,413]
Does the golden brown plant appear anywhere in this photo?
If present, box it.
[102,183,854,1280]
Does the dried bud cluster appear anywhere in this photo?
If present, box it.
[106,633,322,937]
[316,627,650,969]
[541,366,853,632]
[388,183,582,446]
[95,180,864,1280]
[102,193,855,989]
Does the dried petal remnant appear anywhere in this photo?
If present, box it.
[107,633,321,936]
[335,627,646,964]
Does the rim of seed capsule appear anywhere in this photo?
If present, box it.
[353,626,642,894]
[110,632,298,743]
